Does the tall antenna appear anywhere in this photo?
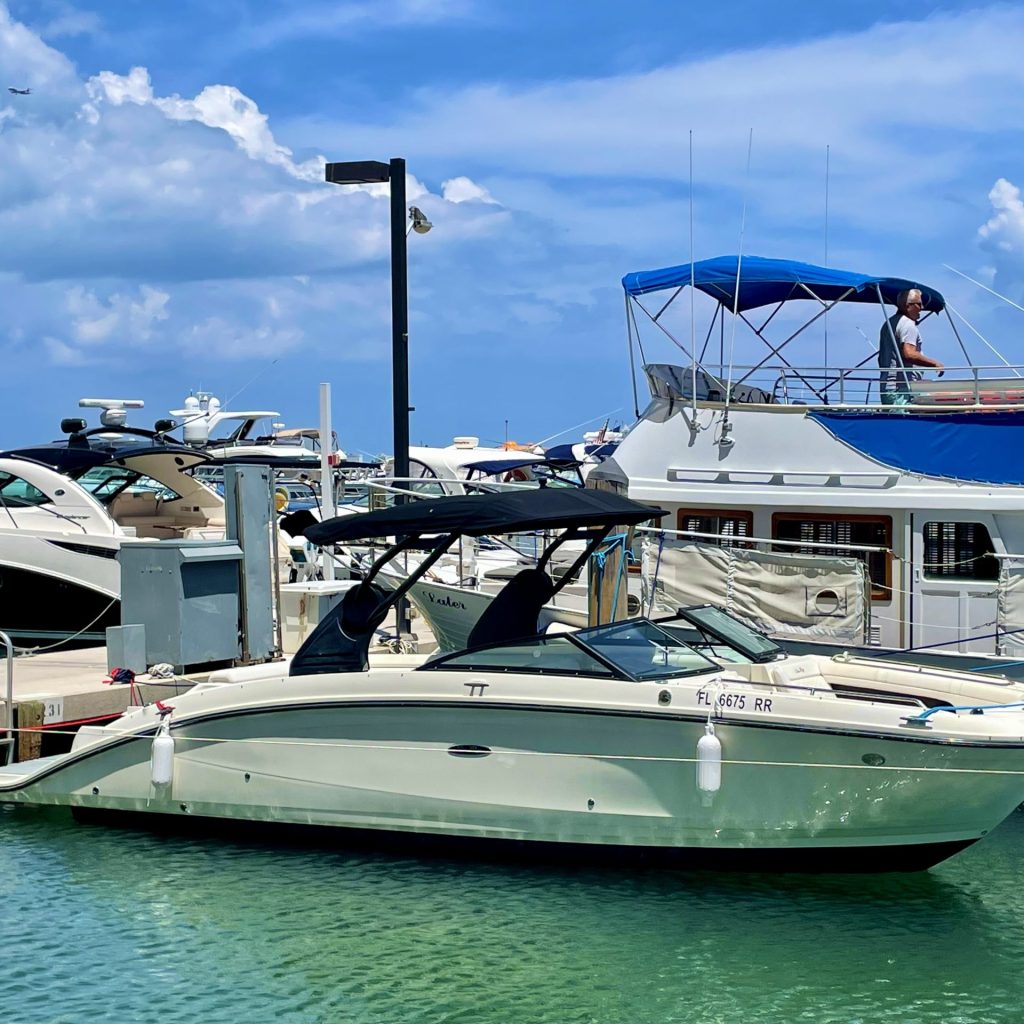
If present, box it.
[724,129,754,421]
[689,129,697,421]
[824,144,830,368]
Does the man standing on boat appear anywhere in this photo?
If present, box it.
[878,288,944,405]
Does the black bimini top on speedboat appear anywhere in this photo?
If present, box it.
[291,489,666,677]
[305,487,662,545]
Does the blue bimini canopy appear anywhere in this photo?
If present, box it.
[622,255,945,314]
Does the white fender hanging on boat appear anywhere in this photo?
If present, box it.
[150,719,175,786]
[696,722,722,804]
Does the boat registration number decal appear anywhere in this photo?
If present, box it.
[696,690,773,713]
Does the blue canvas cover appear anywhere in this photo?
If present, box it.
[810,410,1024,485]
[464,457,545,476]
[622,255,945,313]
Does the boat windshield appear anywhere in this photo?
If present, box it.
[74,465,183,504]
[671,606,784,663]
[423,619,718,681]
[577,619,719,679]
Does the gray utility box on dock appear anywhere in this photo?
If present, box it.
[119,540,243,670]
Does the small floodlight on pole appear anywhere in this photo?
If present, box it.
[408,206,433,236]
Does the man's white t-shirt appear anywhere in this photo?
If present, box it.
[879,313,922,389]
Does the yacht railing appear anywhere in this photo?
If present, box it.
[654,362,1024,409]
[0,631,13,767]
[636,524,889,555]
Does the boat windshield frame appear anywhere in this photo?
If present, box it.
[659,605,785,664]
[421,616,720,682]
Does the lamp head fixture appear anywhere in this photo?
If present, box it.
[408,206,433,235]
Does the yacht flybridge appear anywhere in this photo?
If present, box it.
[595,255,1024,672]
[6,489,1024,871]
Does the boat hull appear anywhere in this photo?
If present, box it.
[6,693,1023,870]
[68,807,977,872]
[0,561,119,646]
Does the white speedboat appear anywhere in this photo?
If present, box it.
[5,489,1024,872]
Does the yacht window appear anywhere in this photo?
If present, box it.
[404,459,446,497]
[923,522,999,581]
[677,509,753,549]
[0,471,50,507]
[427,636,616,677]
[773,514,891,601]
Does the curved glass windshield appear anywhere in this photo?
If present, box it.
[432,635,615,677]
[674,606,783,663]
[75,466,183,504]
[578,620,718,679]
[424,619,717,681]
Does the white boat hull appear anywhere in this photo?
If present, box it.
[6,667,1024,870]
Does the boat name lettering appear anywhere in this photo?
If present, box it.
[426,592,466,610]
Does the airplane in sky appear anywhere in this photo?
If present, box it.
[7,87,31,95]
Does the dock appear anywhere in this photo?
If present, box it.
[1,608,435,763]
[2,646,213,762]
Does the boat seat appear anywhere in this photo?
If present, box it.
[467,568,555,648]
[109,492,160,521]
[768,656,832,694]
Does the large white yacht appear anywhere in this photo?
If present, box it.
[590,255,1024,673]
[5,489,1024,872]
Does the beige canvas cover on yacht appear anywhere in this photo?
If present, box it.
[641,538,871,643]
[997,560,1024,657]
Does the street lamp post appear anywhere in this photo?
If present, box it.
[324,158,411,489]
[325,157,427,642]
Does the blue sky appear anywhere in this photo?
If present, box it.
[3,0,1024,454]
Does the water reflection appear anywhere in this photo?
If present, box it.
[0,806,1021,1024]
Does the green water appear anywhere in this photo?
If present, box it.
[2,806,1023,1024]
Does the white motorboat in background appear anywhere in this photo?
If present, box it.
[171,391,347,466]
[6,489,1024,872]
[0,420,221,645]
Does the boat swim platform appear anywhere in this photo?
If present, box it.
[2,610,436,763]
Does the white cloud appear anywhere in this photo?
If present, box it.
[67,285,170,346]
[43,335,86,365]
[979,179,1024,255]
[88,68,322,180]
[38,8,100,39]
[229,0,479,53]
[0,31,500,302]
[293,4,1024,255]
[4,1,1024,445]
[442,176,498,204]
